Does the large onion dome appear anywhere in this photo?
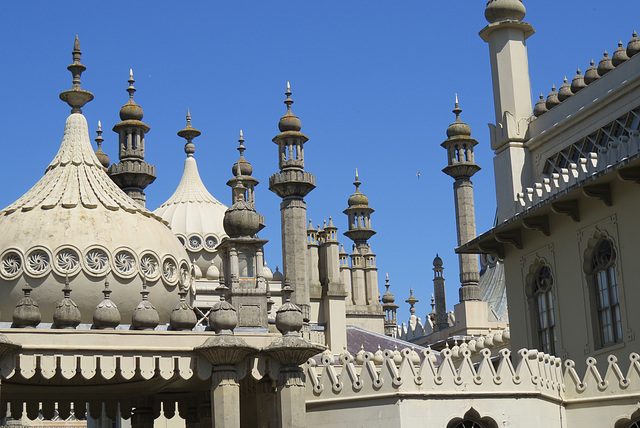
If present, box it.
[0,38,191,325]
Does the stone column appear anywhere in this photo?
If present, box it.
[211,365,240,428]
[453,178,481,301]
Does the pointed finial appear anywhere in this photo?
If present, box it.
[59,36,94,113]
[94,121,110,168]
[284,81,293,112]
[126,69,136,100]
[95,121,103,145]
[237,129,246,156]
[453,94,462,120]
[353,169,362,191]
[178,109,201,155]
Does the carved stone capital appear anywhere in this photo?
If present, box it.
[195,336,258,366]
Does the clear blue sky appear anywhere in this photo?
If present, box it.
[0,1,637,323]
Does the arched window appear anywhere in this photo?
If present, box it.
[592,239,622,346]
[534,264,556,355]
[447,409,497,428]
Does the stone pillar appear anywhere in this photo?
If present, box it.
[277,366,306,428]
[210,365,240,428]
[453,178,481,301]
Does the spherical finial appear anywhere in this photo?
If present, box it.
[94,121,111,168]
[545,85,560,110]
[119,69,144,121]
[405,287,419,315]
[275,283,304,336]
[584,59,600,85]
[232,129,253,176]
[53,277,82,329]
[170,284,197,331]
[613,40,630,67]
[558,77,574,102]
[484,0,526,24]
[177,109,201,156]
[132,278,159,330]
[12,283,41,328]
[571,68,587,94]
[278,81,302,132]
[598,50,615,76]
[533,93,548,117]
[348,169,370,207]
[93,280,121,329]
[627,30,640,57]
[209,284,238,334]
[59,36,94,113]
[446,94,472,138]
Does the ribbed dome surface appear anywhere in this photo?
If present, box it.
[0,113,191,324]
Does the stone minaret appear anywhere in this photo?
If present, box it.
[268,83,316,323]
[442,97,481,302]
[343,170,378,306]
[480,0,535,221]
[432,254,449,330]
[381,274,399,337]
[108,70,156,207]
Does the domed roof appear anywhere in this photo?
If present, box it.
[484,0,526,24]
[446,95,472,138]
[0,109,190,325]
[154,156,228,249]
[433,254,443,268]
[278,82,302,132]
[347,170,370,207]
[119,70,144,121]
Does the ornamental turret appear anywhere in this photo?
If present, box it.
[432,255,449,330]
[108,70,156,207]
[269,83,316,325]
[441,98,481,302]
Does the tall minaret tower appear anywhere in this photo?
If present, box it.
[480,0,535,221]
[432,254,449,331]
[269,83,316,323]
[108,70,156,206]
[442,97,481,302]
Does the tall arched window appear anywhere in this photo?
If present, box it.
[534,264,556,355]
[592,239,622,346]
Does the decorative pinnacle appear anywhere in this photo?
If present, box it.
[431,293,435,311]
[62,275,72,299]
[577,68,581,75]
[354,168,362,191]
[178,108,201,155]
[406,287,418,315]
[95,121,104,147]
[102,280,112,300]
[59,36,94,113]
[23,283,33,296]
[285,81,293,112]
[127,69,136,100]
[238,130,246,157]
[453,93,462,120]
[140,277,149,301]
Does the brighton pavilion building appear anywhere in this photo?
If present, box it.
[0,1,639,427]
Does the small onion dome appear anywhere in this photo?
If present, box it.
[94,121,110,168]
[484,0,526,23]
[231,130,253,176]
[558,77,573,102]
[209,285,237,335]
[12,284,41,328]
[571,68,587,93]
[433,254,443,268]
[533,93,548,117]
[193,262,203,279]
[628,30,640,57]
[131,281,159,330]
[381,274,396,305]
[262,262,274,281]
[272,266,283,282]
[278,82,302,132]
[348,170,370,207]
[613,40,630,66]
[584,59,600,85]
[170,286,197,331]
[119,70,144,121]
[53,279,81,329]
[92,281,121,329]
[545,85,561,110]
[206,262,220,280]
[446,96,472,138]
[597,50,615,76]
[275,285,303,336]
[223,200,262,238]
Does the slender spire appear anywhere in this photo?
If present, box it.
[278,82,302,132]
[406,287,418,315]
[285,81,293,112]
[94,121,111,168]
[127,69,136,100]
[59,35,94,113]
